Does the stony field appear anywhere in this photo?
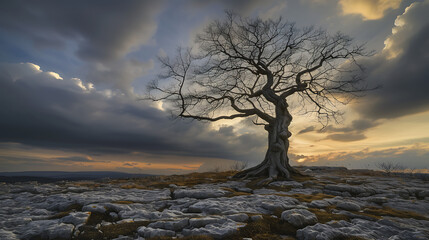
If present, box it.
[1,167,428,240]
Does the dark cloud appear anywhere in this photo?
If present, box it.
[0,62,266,163]
[353,1,429,119]
[54,156,93,162]
[322,119,379,133]
[298,126,316,134]
[0,0,163,62]
[325,133,367,142]
[86,59,153,95]
[188,0,285,16]
[218,126,235,137]
[123,163,136,167]
[298,119,378,141]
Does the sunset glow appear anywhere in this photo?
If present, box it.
[0,0,428,174]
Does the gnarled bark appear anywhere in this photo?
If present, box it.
[234,102,300,181]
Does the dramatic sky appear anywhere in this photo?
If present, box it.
[1,0,428,174]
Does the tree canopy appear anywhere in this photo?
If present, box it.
[148,12,370,181]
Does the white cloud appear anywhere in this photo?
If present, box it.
[47,71,63,80]
[71,78,94,92]
[382,1,429,59]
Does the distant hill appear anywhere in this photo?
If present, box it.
[0,171,153,183]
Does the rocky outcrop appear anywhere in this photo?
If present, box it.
[1,170,428,240]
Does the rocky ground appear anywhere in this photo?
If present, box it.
[0,167,429,240]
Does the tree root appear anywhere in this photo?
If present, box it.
[233,162,293,181]
[233,160,302,183]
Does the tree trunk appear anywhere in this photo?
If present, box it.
[233,102,300,182]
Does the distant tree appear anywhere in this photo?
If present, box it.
[148,12,370,182]
[376,162,405,175]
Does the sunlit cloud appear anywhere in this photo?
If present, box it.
[47,71,63,80]
[382,2,425,59]
[339,0,401,20]
[0,0,428,174]
[27,63,42,72]
[71,78,94,92]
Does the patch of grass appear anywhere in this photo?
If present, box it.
[308,208,349,223]
[281,193,335,203]
[291,173,315,183]
[108,171,237,189]
[86,211,113,225]
[362,206,428,220]
[49,203,83,219]
[229,215,297,240]
[77,220,148,240]
[120,184,147,189]
[71,182,102,189]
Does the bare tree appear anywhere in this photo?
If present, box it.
[376,162,405,175]
[148,13,370,182]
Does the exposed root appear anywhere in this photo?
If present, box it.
[233,160,294,182]
[257,177,274,186]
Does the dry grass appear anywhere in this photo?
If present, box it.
[49,203,83,219]
[120,184,147,189]
[70,182,102,189]
[361,206,428,220]
[229,215,297,240]
[77,220,149,240]
[107,171,237,189]
[281,193,335,203]
[112,200,136,204]
[308,207,349,223]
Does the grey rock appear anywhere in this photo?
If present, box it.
[182,219,245,239]
[308,200,330,209]
[281,209,318,228]
[366,196,388,204]
[226,213,249,222]
[174,188,228,199]
[20,220,74,240]
[418,190,429,198]
[269,181,303,188]
[323,190,343,196]
[297,218,429,240]
[337,201,361,211]
[189,217,226,228]
[147,219,189,231]
[234,187,253,193]
[82,204,107,213]
[250,215,263,221]
[60,211,91,226]
[137,226,175,238]
[0,229,19,240]
[109,212,119,219]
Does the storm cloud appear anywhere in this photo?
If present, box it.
[0,62,266,162]
[353,1,429,120]
[0,0,163,62]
